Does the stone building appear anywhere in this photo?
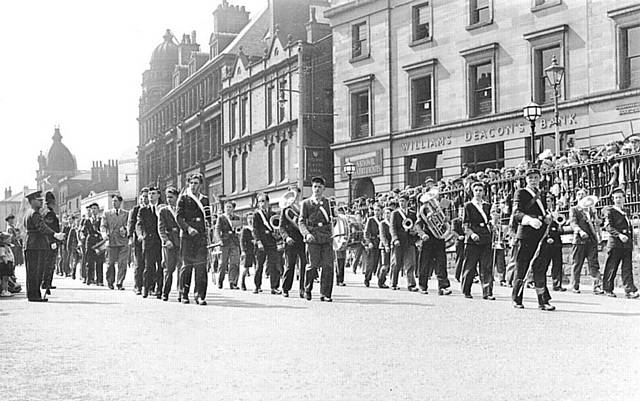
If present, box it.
[325,0,640,201]
[137,0,333,213]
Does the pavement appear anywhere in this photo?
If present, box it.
[1,267,639,401]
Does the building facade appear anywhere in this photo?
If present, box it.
[138,0,333,213]
[325,0,640,202]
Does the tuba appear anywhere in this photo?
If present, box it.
[418,188,453,240]
[279,190,300,227]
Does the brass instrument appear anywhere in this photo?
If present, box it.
[418,188,453,240]
[279,189,300,226]
[269,215,281,230]
[402,217,414,231]
[234,226,243,235]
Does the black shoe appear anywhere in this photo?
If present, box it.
[199,298,207,306]
[50,286,57,289]
[512,302,524,309]
[483,295,496,300]
[320,296,326,302]
[626,292,639,299]
[305,291,312,301]
[283,291,289,298]
[271,289,282,295]
[28,298,48,302]
[378,284,389,289]
[156,294,162,300]
[253,289,260,294]
[364,280,370,287]
[337,282,346,287]
[142,292,148,298]
[572,288,581,294]
[553,286,567,292]
[420,290,428,295]
[438,288,452,296]
[162,295,168,301]
[593,287,604,295]
[45,289,51,295]
[391,286,399,291]
[538,303,556,311]
[325,297,333,302]
[464,294,473,299]
[299,292,305,299]
[241,285,247,291]
[408,287,418,292]
[135,289,142,296]
[605,291,617,298]
[182,298,190,304]
[108,284,114,290]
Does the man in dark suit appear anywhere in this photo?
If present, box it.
[569,188,603,294]
[128,188,149,295]
[101,194,129,290]
[377,206,392,289]
[216,200,241,290]
[511,168,555,310]
[299,176,334,301]
[239,213,255,291]
[41,191,60,294]
[177,173,210,305]
[82,203,103,286]
[66,216,80,279]
[416,194,453,296]
[158,187,181,302]
[460,182,494,300]
[389,193,418,291]
[363,203,382,288]
[136,186,164,299]
[279,189,306,298]
[602,187,639,298]
[253,193,282,295]
[23,191,65,302]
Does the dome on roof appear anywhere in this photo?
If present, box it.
[46,127,77,173]
[150,29,179,69]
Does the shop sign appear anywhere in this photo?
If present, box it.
[400,135,453,152]
[616,102,640,115]
[341,150,383,179]
[464,113,578,142]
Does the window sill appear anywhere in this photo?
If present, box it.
[465,20,493,31]
[531,0,562,12]
[349,54,370,64]
[409,37,432,47]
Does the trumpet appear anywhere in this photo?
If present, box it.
[402,218,414,231]
[234,226,243,234]
[552,212,566,225]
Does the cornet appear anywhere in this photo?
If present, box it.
[402,218,414,231]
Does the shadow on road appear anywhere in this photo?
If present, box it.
[206,296,306,310]
[554,309,640,317]
[331,295,432,307]
[50,300,120,305]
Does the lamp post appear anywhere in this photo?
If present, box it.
[523,102,542,164]
[343,161,356,208]
[544,55,565,157]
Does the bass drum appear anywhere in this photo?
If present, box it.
[332,215,350,251]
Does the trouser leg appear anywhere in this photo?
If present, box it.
[25,250,43,300]
[603,248,621,293]
[364,248,379,284]
[512,239,538,304]
[433,242,450,290]
[478,244,493,297]
[162,247,177,298]
[550,247,564,289]
[418,245,431,291]
[390,246,403,288]
[352,245,363,274]
[218,247,230,288]
[620,249,637,294]
[106,247,117,286]
[228,246,240,287]
[134,242,144,290]
[86,250,96,284]
[585,242,601,289]
[378,249,389,287]
[505,242,518,286]
[116,246,128,287]
[320,244,334,297]
[335,253,345,284]
[494,248,505,282]
[254,249,265,290]
[297,247,307,295]
[305,243,322,294]
[571,244,586,290]
[267,248,281,290]
[461,244,479,296]
[404,245,417,289]
[454,241,465,281]
[95,254,104,284]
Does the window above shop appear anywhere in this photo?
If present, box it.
[351,21,369,61]
[405,151,443,187]
[460,43,497,118]
[467,0,493,30]
[524,25,567,104]
[608,4,640,89]
[462,142,504,173]
[525,130,575,157]
[411,2,432,45]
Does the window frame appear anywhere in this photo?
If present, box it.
[280,140,288,182]
[229,99,237,140]
[241,152,248,191]
[460,43,498,118]
[404,59,437,129]
[240,94,248,136]
[267,143,275,185]
[608,5,640,89]
[524,25,568,104]
[461,142,505,173]
[350,20,370,62]
[266,83,274,127]
[405,151,443,187]
[231,154,238,193]
[467,0,493,30]
[411,2,432,45]
[344,74,375,140]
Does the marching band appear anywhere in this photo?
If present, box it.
[11,166,640,308]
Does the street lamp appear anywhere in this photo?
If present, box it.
[544,55,565,157]
[523,102,542,163]
[343,161,356,208]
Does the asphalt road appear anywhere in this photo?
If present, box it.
[1,268,639,401]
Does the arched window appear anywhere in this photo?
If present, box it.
[241,152,248,190]
[231,155,237,193]
[280,140,288,182]
[268,143,275,184]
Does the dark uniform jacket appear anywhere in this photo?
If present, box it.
[66,226,79,252]
[463,200,492,245]
[363,216,381,249]
[452,217,466,242]
[43,208,60,246]
[136,204,162,246]
[604,206,634,249]
[158,205,181,248]
[512,187,547,241]
[23,208,56,250]
[82,217,102,250]
[128,205,142,242]
[279,206,304,245]
[379,220,391,250]
[216,214,241,248]
[569,206,599,244]
[389,208,418,246]
[253,209,278,249]
[176,193,210,237]
[240,227,256,257]
[298,197,333,245]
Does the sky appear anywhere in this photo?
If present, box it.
[0,0,264,195]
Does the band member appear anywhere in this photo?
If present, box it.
[299,176,334,301]
[158,187,181,302]
[333,204,349,286]
[101,194,129,290]
[93,205,106,285]
[66,216,81,279]
[416,195,453,296]
[177,173,210,305]
[491,204,508,287]
[83,203,103,286]
[460,182,494,299]
[279,189,306,298]
[602,187,639,298]
[216,200,241,290]
[23,190,65,302]
[511,168,555,311]
[569,188,603,294]
[377,206,392,288]
[452,212,465,282]
[389,193,418,291]
[136,186,164,299]
[363,203,382,288]
[5,214,24,267]
[41,191,60,294]
[239,213,255,291]
[128,188,149,295]
[253,193,283,295]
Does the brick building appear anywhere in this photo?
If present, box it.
[138,0,333,213]
[325,0,640,202]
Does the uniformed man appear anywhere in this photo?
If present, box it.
[363,203,382,288]
[82,203,103,286]
[137,186,164,298]
[298,176,334,301]
[23,190,65,302]
[377,205,392,289]
[602,187,639,298]
[279,189,306,298]
[239,213,255,291]
[41,191,60,295]
[511,168,555,311]
[158,187,181,302]
[101,194,129,290]
[176,173,210,305]
[389,193,418,291]
[128,188,149,295]
[460,182,494,300]
[216,200,241,290]
[253,193,283,295]
[569,188,603,294]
